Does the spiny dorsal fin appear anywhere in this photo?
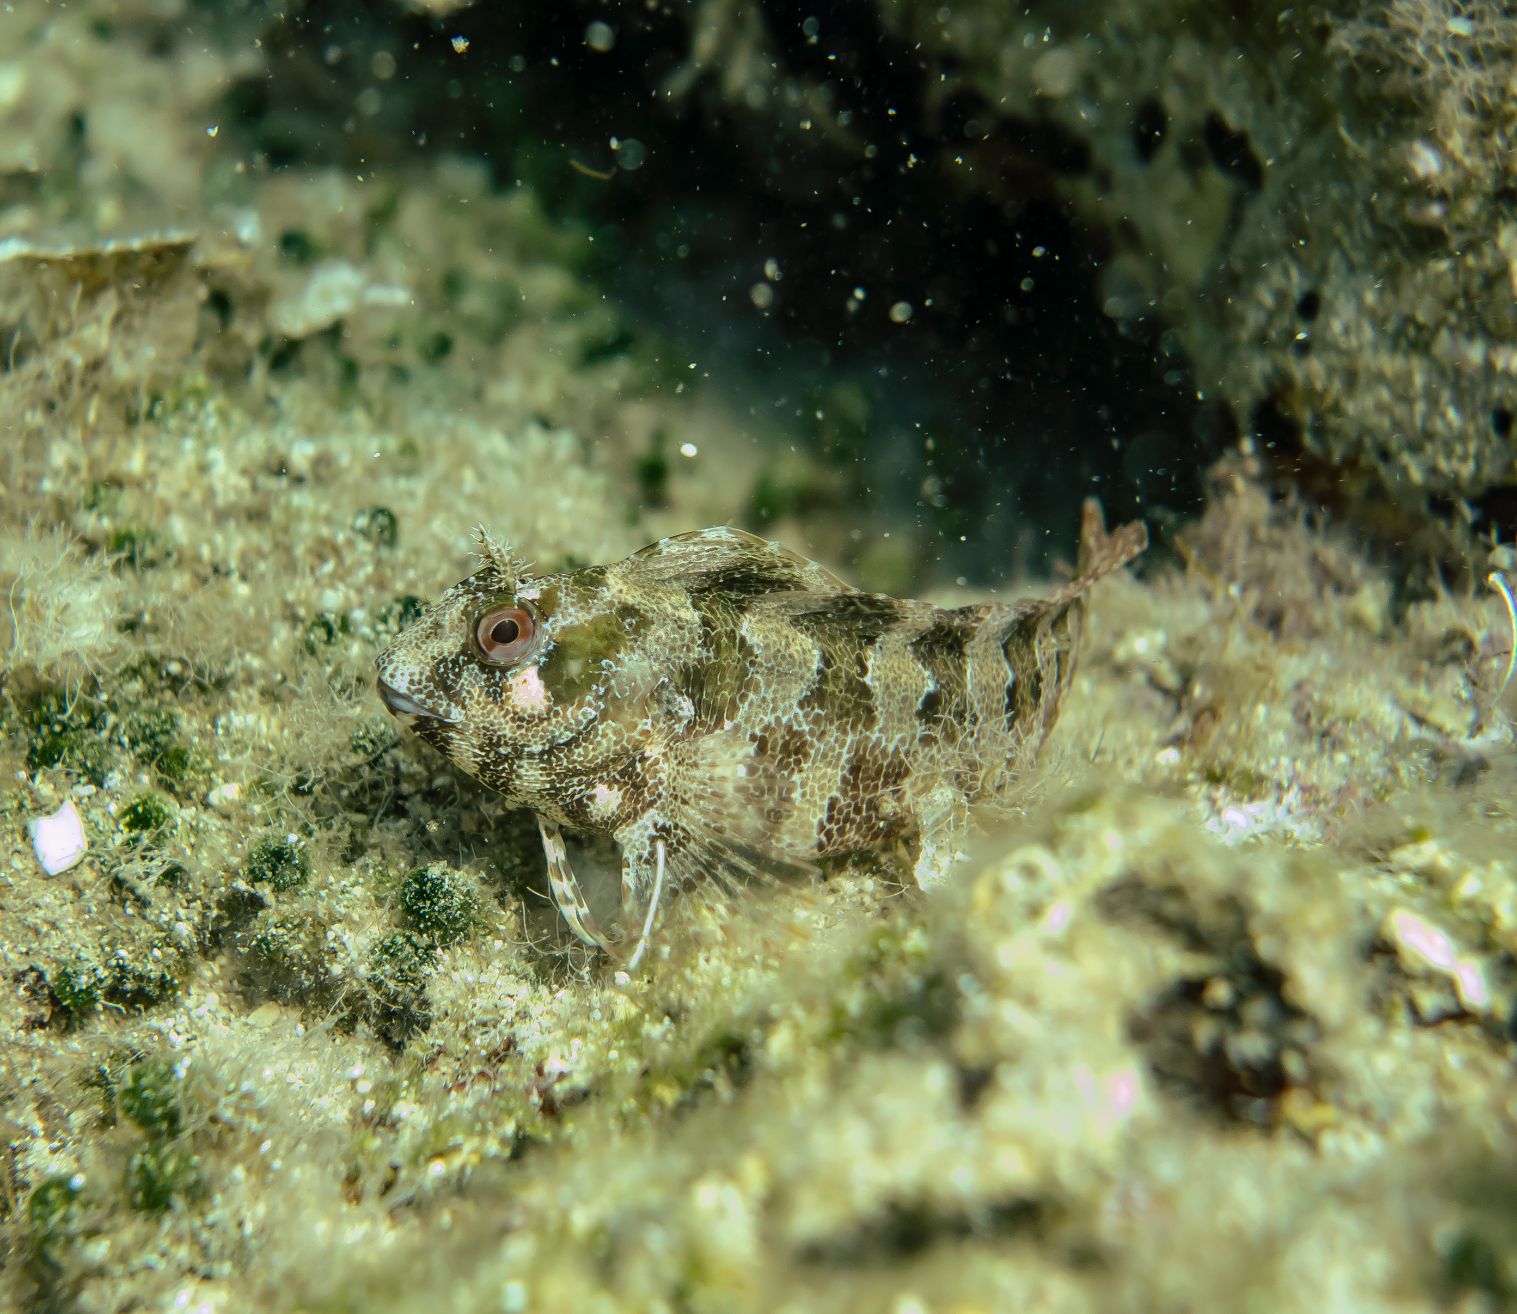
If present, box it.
[623,526,853,594]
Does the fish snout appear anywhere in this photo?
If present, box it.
[376,677,452,725]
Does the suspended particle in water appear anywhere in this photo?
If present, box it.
[613,138,647,170]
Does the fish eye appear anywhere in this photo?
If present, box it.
[475,605,536,664]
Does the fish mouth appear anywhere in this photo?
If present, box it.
[376,678,453,725]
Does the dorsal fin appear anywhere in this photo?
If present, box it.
[621,526,854,595]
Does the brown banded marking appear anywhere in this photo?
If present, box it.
[818,739,914,854]
[684,591,762,727]
[1000,612,1045,731]
[732,602,825,728]
[790,595,903,734]
[861,608,938,741]
[908,611,979,735]
[748,724,818,806]
[1000,603,1081,744]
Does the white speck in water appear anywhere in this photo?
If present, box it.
[613,137,646,170]
[679,442,699,458]
[889,300,913,323]
[585,21,616,51]
[749,281,775,310]
[450,35,470,54]
[29,799,87,875]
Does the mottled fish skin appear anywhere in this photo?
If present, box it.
[375,501,1146,957]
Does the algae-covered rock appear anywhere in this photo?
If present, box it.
[578,0,1517,539]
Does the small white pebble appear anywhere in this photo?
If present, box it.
[1454,957,1491,1012]
[1387,908,1456,973]
[28,799,88,875]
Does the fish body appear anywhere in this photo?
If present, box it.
[375,502,1145,960]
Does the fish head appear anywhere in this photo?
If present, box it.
[374,530,663,807]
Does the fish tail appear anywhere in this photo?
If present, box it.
[985,499,1146,753]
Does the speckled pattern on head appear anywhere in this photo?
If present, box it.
[375,503,1146,960]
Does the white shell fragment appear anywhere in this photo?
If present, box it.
[28,799,88,876]
[1385,907,1491,1013]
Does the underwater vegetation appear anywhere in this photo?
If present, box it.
[0,2,1514,1312]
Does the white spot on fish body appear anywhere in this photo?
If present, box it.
[507,666,552,713]
[586,783,623,822]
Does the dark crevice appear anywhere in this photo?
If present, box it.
[798,1197,1047,1266]
[1202,111,1265,191]
[1133,97,1168,162]
[203,0,1216,575]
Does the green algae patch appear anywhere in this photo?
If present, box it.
[303,611,351,657]
[376,594,426,634]
[121,706,205,790]
[237,912,340,1008]
[46,963,105,1024]
[19,688,113,783]
[399,865,481,947]
[352,505,399,548]
[245,834,311,892]
[118,791,174,838]
[105,525,169,571]
[117,1057,185,1137]
[27,1175,86,1273]
[124,1142,201,1215]
[365,930,437,1047]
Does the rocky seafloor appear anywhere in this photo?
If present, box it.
[2,3,1516,1312]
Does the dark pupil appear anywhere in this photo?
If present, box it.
[490,616,521,646]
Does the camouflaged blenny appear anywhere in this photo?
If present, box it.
[375,502,1145,967]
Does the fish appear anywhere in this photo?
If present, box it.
[374,501,1146,967]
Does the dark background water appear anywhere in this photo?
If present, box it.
[211,0,1226,578]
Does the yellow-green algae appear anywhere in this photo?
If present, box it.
[4,296,1514,1311]
[2,6,1516,1314]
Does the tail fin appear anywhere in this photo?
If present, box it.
[992,499,1146,770]
[1037,498,1148,610]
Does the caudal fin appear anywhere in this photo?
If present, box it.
[990,499,1146,769]
[1079,497,1148,582]
[1032,498,1147,612]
